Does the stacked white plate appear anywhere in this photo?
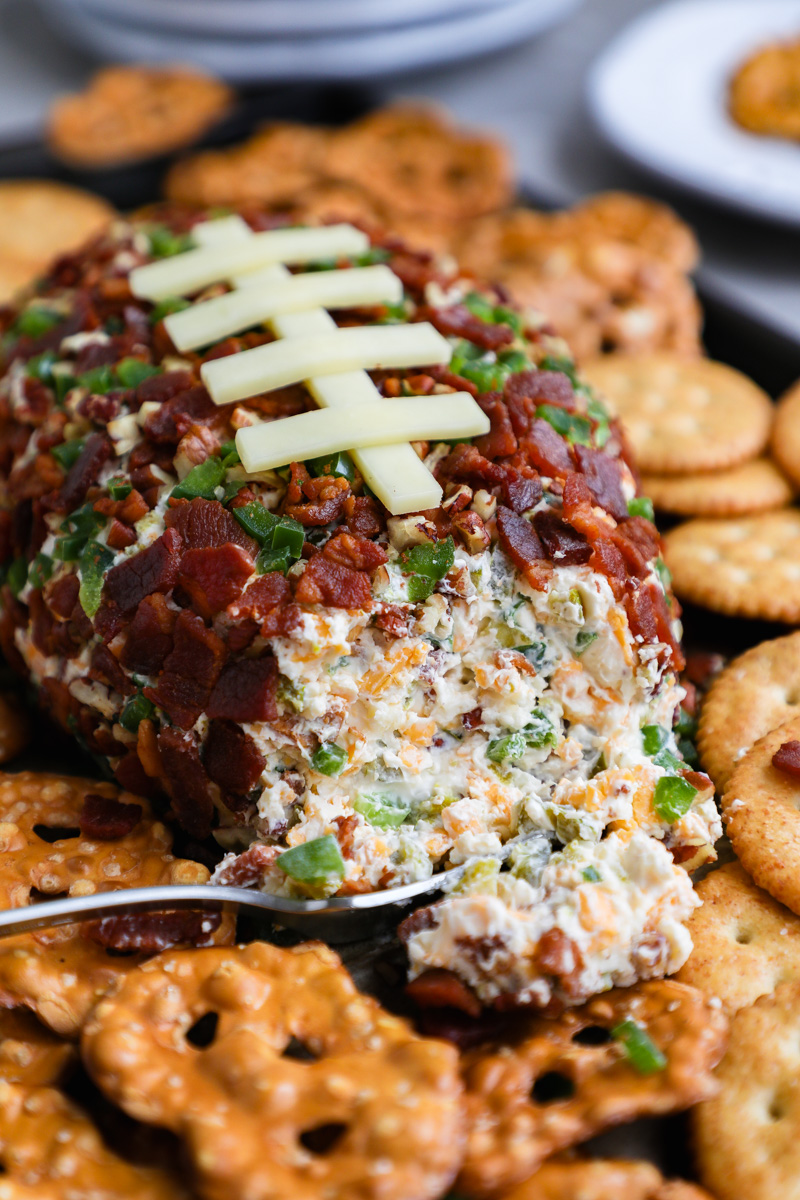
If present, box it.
[37,0,583,82]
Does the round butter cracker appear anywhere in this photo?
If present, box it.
[698,632,800,791]
[694,981,800,1200]
[772,378,800,490]
[676,861,800,1012]
[663,510,800,623]
[642,458,793,518]
[581,355,773,475]
[722,717,800,916]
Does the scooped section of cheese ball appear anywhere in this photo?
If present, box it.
[0,209,718,1009]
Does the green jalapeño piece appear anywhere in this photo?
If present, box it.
[353,793,410,829]
[78,539,114,619]
[171,456,225,502]
[115,357,160,389]
[401,535,455,604]
[311,743,347,776]
[653,775,698,824]
[612,1018,667,1074]
[627,496,655,522]
[277,835,345,891]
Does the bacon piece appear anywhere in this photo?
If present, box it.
[773,740,800,778]
[213,843,278,887]
[146,609,226,730]
[144,384,219,444]
[226,572,299,639]
[627,583,684,672]
[79,793,142,840]
[427,364,478,397]
[286,476,350,526]
[177,544,255,619]
[88,643,133,696]
[166,497,258,556]
[375,603,412,638]
[79,391,122,426]
[119,594,176,676]
[561,474,615,544]
[46,573,80,620]
[103,527,183,616]
[610,516,661,582]
[207,655,278,724]
[520,418,574,478]
[589,539,629,601]
[204,719,265,796]
[535,928,585,1002]
[322,531,388,572]
[113,751,161,800]
[106,519,137,551]
[85,910,222,953]
[501,472,541,514]
[58,432,113,512]
[463,707,483,730]
[423,304,514,352]
[574,444,628,521]
[294,554,372,609]
[343,495,384,538]
[135,369,194,407]
[474,394,518,460]
[406,968,482,1018]
[388,251,447,295]
[333,813,359,860]
[157,726,215,837]
[505,368,576,412]
[496,506,548,589]
[438,443,507,490]
[533,510,592,566]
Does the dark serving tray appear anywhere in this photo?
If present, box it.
[0,82,798,1185]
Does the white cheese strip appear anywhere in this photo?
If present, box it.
[236,393,488,473]
[191,219,445,514]
[130,223,369,302]
[164,265,402,352]
[201,322,451,407]
[191,215,252,247]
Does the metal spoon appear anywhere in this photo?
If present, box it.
[0,868,462,945]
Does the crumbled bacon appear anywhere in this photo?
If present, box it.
[79,793,142,840]
[589,539,629,601]
[573,444,628,521]
[45,573,80,620]
[177,543,255,618]
[333,813,359,859]
[463,707,483,730]
[144,384,220,444]
[500,471,541,514]
[226,573,299,639]
[505,368,576,413]
[405,968,482,1018]
[88,643,133,696]
[134,369,193,408]
[85,910,222,953]
[157,726,216,838]
[58,432,113,512]
[207,655,278,724]
[213,843,278,887]
[773,740,800,779]
[294,554,372,609]
[322,531,388,572]
[165,496,258,556]
[343,494,384,538]
[146,609,226,729]
[106,519,137,551]
[437,443,506,490]
[423,304,514,351]
[102,527,183,617]
[375,603,412,638]
[204,719,265,797]
[520,419,574,478]
[627,583,684,671]
[496,506,548,589]
[475,394,518,460]
[113,751,160,799]
[119,594,176,676]
[533,510,591,566]
[286,475,350,526]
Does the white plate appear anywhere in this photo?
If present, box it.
[588,0,800,228]
[40,0,582,81]
[76,0,502,36]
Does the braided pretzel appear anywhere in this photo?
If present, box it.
[0,772,233,1035]
[82,941,464,1200]
[0,1010,74,1087]
[0,1082,186,1198]
[458,980,727,1196]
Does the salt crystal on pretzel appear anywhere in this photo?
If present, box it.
[0,771,234,1036]
[82,940,464,1200]
[456,979,727,1197]
[0,1082,186,1198]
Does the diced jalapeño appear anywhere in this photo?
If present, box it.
[115,358,160,389]
[277,835,345,889]
[653,776,697,824]
[311,743,347,776]
[171,456,225,501]
[612,1018,667,1074]
[119,693,155,733]
[353,793,410,829]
